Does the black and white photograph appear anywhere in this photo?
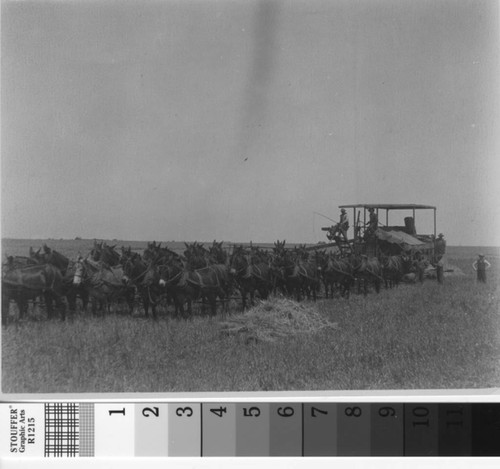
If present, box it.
[1,0,499,394]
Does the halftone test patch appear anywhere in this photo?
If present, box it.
[44,403,94,457]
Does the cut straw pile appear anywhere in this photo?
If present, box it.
[220,296,338,343]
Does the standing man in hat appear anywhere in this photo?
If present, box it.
[365,207,378,238]
[337,208,349,241]
[473,254,491,283]
[434,233,446,263]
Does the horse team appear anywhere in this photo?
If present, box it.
[2,239,421,324]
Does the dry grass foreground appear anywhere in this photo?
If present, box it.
[2,272,499,393]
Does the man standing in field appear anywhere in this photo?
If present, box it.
[473,254,491,283]
[434,233,446,262]
[436,257,444,284]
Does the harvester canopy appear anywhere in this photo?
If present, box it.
[375,229,426,251]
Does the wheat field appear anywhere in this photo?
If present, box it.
[2,239,499,393]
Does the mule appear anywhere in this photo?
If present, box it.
[122,254,163,319]
[158,258,196,319]
[89,240,120,266]
[381,255,404,289]
[320,253,355,298]
[353,255,383,295]
[2,263,67,321]
[74,259,134,315]
[229,247,271,310]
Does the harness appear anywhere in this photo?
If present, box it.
[186,266,224,289]
[325,261,355,280]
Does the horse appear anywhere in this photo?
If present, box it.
[158,257,196,319]
[39,245,70,274]
[73,259,134,315]
[2,263,67,322]
[353,255,383,295]
[40,246,89,313]
[184,242,210,270]
[269,240,289,295]
[158,251,232,318]
[279,247,320,302]
[89,240,121,266]
[229,246,271,310]
[122,253,163,319]
[187,263,232,316]
[381,255,404,288]
[208,240,228,265]
[143,241,182,266]
[318,252,355,298]
[32,245,89,314]
[62,259,90,314]
[2,258,40,324]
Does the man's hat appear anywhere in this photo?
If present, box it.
[478,253,485,258]
[438,233,444,238]
[341,208,346,213]
[368,207,374,212]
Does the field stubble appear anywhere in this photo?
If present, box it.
[2,275,499,393]
[2,240,499,392]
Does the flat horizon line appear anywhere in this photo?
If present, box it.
[1,237,499,250]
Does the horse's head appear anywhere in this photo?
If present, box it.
[208,241,227,265]
[121,255,140,286]
[120,246,133,262]
[158,257,183,287]
[29,247,44,264]
[43,248,70,274]
[229,246,247,275]
[89,241,102,262]
[99,244,120,266]
[143,245,156,263]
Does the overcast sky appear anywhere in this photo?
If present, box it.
[1,0,499,245]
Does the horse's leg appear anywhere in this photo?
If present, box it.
[128,290,135,316]
[259,282,270,301]
[207,292,217,317]
[219,288,228,318]
[142,290,150,318]
[240,286,247,311]
[81,289,89,313]
[44,292,54,320]
[186,294,193,320]
[173,296,180,319]
[345,280,352,299]
[66,289,76,315]
[55,295,66,321]
[1,294,9,326]
[175,291,187,319]
[149,289,158,320]
[172,293,180,319]
[182,293,192,320]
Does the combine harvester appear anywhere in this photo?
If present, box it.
[318,203,446,265]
